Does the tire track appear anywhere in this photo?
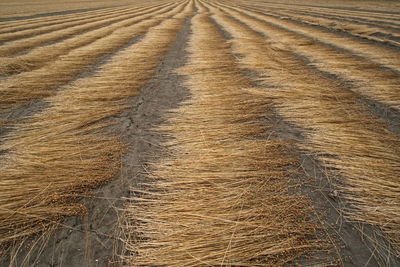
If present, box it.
[208,3,400,263]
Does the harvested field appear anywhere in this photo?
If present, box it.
[0,0,399,266]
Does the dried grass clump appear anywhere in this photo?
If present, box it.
[0,8,189,248]
[123,12,330,266]
[0,2,178,76]
[0,3,186,113]
[209,6,400,262]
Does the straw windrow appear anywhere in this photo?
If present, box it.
[124,11,330,266]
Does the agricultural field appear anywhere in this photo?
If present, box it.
[0,0,399,266]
